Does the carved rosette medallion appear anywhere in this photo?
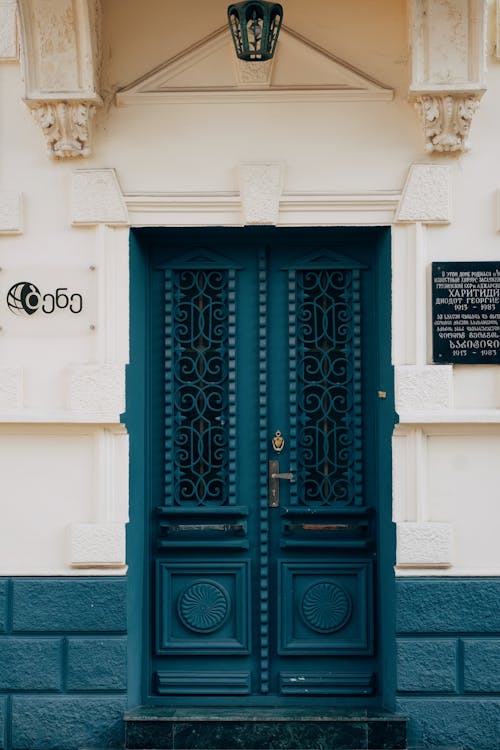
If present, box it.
[301,581,352,633]
[414,94,481,153]
[177,580,230,633]
[29,100,97,158]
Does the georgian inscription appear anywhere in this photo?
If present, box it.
[432,262,500,364]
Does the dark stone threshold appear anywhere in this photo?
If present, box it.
[124,707,407,750]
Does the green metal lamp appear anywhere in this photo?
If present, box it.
[227,1,283,61]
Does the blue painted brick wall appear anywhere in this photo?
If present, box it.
[396,578,500,750]
[0,582,7,634]
[0,578,127,750]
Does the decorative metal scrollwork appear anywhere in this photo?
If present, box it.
[291,269,362,506]
[300,581,352,633]
[165,269,236,506]
[177,580,230,633]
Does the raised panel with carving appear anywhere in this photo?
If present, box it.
[156,562,250,655]
[278,561,373,655]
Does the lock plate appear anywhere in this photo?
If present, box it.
[269,460,280,507]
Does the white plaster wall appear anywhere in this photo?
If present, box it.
[0,428,93,573]
[1,0,500,574]
[428,431,500,572]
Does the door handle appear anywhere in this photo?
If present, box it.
[271,472,295,481]
[269,460,295,507]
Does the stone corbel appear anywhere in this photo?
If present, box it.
[413,93,482,154]
[409,0,486,153]
[17,0,101,159]
[28,100,97,159]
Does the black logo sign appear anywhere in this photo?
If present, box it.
[6,282,83,316]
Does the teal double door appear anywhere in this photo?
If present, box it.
[138,227,393,706]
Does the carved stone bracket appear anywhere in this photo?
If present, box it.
[409,1,486,154]
[17,0,101,158]
[413,93,482,154]
[28,100,96,159]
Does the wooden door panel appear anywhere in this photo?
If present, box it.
[148,232,384,703]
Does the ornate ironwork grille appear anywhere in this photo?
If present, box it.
[164,269,236,506]
[289,268,363,506]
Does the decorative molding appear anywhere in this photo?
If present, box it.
[17,0,101,158]
[396,165,451,224]
[413,93,482,153]
[71,169,129,226]
[239,163,284,225]
[494,190,500,233]
[410,0,486,90]
[395,409,500,424]
[0,1,18,61]
[178,582,230,633]
[0,367,23,411]
[116,24,393,105]
[397,522,452,568]
[0,192,23,234]
[68,364,125,419]
[124,191,400,228]
[396,365,453,413]
[392,426,427,525]
[17,0,100,96]
[235,58,274,86]
[497,0,500,60]
[409,0,486,153]
[28,100,96,159]
[69,522,126,567]
[301,582,352,633]
[94,429,129,524]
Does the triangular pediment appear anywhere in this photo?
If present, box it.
[158,248,240,270]
[288,249,367,270]
[117,25,393,104]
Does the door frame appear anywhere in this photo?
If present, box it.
[126,220,397,709]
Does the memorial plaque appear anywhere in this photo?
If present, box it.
[432,262,500,364]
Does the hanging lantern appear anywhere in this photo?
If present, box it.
[227,1,283,61]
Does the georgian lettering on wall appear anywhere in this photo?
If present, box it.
[0,267,97,335]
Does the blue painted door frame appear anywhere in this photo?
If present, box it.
[126,227,396,708]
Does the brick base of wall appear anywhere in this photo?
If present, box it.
[0,577,127,750]
[396,578,500,750]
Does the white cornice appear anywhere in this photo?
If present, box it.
[124,191,400,227]
[397,410,500,424]
[116,89,394,106]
